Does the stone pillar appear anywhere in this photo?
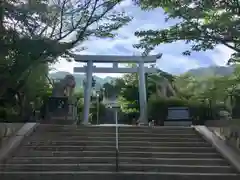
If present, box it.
[83,61,93,124]
[138,61,148,124]
[113,62,118,69]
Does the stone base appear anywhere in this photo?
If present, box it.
[42,113,76,125]
[138,123,149,126]
[164,121,192,126]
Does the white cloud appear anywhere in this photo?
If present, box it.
[208,45,234,66]
[156,54,201,74]
[53,0,234,77]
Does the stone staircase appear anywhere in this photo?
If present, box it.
[0,125,240,180]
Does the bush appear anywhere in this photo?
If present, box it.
[148,96,214,125]
[118,111,140,124]
[0,107,7,120]
[148,96,168,124]
[0,107,20,122]
[89,103,107,124]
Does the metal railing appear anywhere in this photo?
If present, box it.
[114,109,119,172]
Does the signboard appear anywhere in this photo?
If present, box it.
[167,107,190,121]
[106,102,120,109]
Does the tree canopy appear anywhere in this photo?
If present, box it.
[0,0,131,121]
[1,0,131,96]
[134,0,240,63]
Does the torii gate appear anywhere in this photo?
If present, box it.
[73,54,162,125]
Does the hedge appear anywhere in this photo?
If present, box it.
[148,96,222,125]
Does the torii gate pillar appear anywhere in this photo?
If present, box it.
[83,61,93,124]
[138,61,148,124]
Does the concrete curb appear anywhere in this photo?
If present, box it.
[193,125,240,172]
[0,123,39,162]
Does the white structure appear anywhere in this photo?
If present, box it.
[73,54,162,125]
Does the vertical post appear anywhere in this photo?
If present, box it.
[138,61,148,125]
[114,109,119,172]
[115,109,119,146]
[73,102,76,122]
[97,94,99,124]
[83,61,93,124]
[113,62,118,69]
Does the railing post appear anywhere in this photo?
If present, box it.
[114,109,119,172]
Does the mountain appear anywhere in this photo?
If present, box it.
[186,66,234,77]
[49,71,116,90]
[49,65,235,90]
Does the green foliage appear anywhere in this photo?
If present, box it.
[0,0,131,121]
[0,107,18,122]
[89,103,107,124]
[74,90,84,122]
[103,82,118,98]
[99,64,240,123]
[107,64,240,124]
[148,95,213,125]
[102,69,177,115]
[0,62,51,121]
[174,65,240,119]
[1,0,130,96]
[148,95,168,122]
[134,0,240,62]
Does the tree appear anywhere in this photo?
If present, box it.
[134,0,240,62]
[0,62,51,121]
[1,0,131,98]
[173,65,240,116]
[17,64,51,118]
[102,77,125,98]
[103,69,176,114]
[102,82,116,98]
[0,0,131,120]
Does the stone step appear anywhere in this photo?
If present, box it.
[1,171,240,180]
[7,157,229,166]
[2,125,239,180]
[24,140,210,147]
[26,135,205,142]
[37,128,195,134]
[36,125,193,131]
[118,164,235,173]
[0,163,114,172]
[19,145,216,153]
[27,136,204,142]
[32,133,198,138]
[31,131,197,136]
[14,151,221,158]
[0,163,235,174]
[34,126,113,133]
[34,128,197,135]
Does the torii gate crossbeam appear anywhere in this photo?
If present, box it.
[73,54,162,125]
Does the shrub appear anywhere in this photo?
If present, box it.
[148,96,214,125]
[89,103,107,124]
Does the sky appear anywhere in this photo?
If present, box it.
[53,0,234,78]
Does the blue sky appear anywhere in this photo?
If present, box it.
[53,0,234,77]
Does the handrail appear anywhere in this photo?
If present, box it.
[114,110,119,172]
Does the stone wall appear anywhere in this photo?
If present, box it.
[212,127,240,151]
[0,123,24,146]
[206,119,240,152]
